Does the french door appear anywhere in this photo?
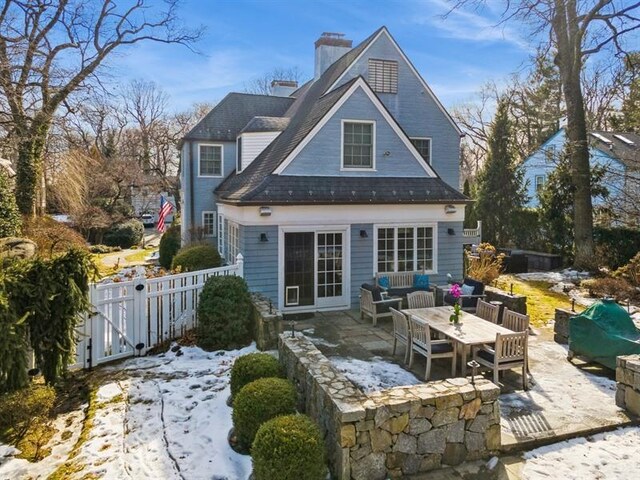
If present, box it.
[282,229,348,310]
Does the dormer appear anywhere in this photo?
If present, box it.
[236,116,290,172]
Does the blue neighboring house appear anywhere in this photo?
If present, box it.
[523,128,640,222]
[180,27,476,313]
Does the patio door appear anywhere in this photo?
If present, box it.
[284,232,315,307]
[316,232,345,309]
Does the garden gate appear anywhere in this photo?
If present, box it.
[72,254,244,369]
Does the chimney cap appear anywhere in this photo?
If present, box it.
[270,79,299,88]
[315,32,353,49]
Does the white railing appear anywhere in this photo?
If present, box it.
[463,221,482,239]
[72,254,244,369]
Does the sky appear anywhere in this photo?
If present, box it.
[108,0,537,112]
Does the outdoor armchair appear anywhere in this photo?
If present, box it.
[360,284,402,326]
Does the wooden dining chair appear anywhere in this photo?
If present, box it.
[408,315,456,380]
[473,331,529,390]
[390,308,411,364]
[407,291,435,309]
[476,299,500,324]
[502,309,530,332]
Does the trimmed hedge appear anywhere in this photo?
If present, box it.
[594,226,640,270]
[232,377,297,450]
[0,385,55,445]
[196,275,253,350]
[159,223,181,269]
[103,219,144,248]
[252,414,326,480]
[230,353,283,398]
[171,244,221,272]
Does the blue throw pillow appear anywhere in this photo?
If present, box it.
[461,284,475,296]
[378,276,390,289]
[413,274,430,290]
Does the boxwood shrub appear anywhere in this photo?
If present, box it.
[230,353,283,398]
[196,275,253,350]
[252,414,326,480]
[103,219,144,248]
[232,377,296,450]
[171,244,221,272]
[158,223,181,269]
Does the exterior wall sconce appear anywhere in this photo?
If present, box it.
[259,206,272,216]
[260,233,269,242]
[360,229,368,238]
[447,228,455,236]
[444,204,457,214]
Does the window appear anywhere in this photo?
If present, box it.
[411,138,431,164]
[202,211,216,237]
[343,121,374,169]
[368,59,398,93]
[227,221,240,264]
[535,175,545,192]
[376,226,436,273]
[199,144,222,176]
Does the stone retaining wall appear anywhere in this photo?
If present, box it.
[484,286,527,319]
[616,355,640,416]
[252,293,282,351]
[279,334,501,480]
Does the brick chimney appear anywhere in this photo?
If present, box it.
[314,32,352,80]
[270,79,299,97]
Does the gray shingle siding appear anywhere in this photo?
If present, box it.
[350,223,375,306]
[281,88,431,177]
[434,222,465,284]
[240,225,279,302]
[333,32,461,189]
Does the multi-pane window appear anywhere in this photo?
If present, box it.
[199,145,222,176]
[227,221,240,263]
[368,59,398,93]
[376,226,435,273]
[343,121,374,169]
[535,175,545,192]
[411,138,431,164]
[202,211,216,237]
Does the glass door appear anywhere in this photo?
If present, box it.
[284,232,315,307]
[316,232,345,308]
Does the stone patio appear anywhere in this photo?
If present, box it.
[289,309,636,453]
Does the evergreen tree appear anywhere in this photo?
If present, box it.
[611,53,640,134]
[474,99,527,247]
[0,170,21,238]
[462,179,477,229]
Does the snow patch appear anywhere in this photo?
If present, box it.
[516,269,591,283]
[330,356,420,393]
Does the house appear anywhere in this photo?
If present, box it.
[522,128,640,224]
[181,27,474,312]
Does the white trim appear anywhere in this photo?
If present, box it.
[217,213,225,256]
[410,136,432,165]
[201,211,216,237]
[341,119,376,171]
[197,143,224,178]
[327,27,462,135]
[273,78,437,177]
[372,223,438,276]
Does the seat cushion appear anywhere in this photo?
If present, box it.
[477,349,522,365]
[431,343,454,354]
[413,274,430,289]
[388,287,414,297]
[378,276,390,289]
[362,283,383,302]
[463,277,484,296]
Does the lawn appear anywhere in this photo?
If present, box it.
[495,274,579,327]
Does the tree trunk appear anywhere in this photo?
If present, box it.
[16,125,49,216]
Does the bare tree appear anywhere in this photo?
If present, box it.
[243,66,307,95]
[0,0,202,216]
[448,0,640,268]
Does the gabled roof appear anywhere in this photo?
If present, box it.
[240,116,290,133]
[589,131,640,170]
[184,93,294,142]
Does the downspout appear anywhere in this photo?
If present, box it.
[189,141,195,235]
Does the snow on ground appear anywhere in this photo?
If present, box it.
[522,427,640,480]
[330,356,420,393]
[516,269,591,284]
[0,343,257,480]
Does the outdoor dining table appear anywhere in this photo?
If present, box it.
[402,306,513,376]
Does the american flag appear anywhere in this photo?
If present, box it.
[157,195,173,233]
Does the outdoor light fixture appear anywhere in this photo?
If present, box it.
[360,229,368,238]
[467,360,480,385]
[259,206,272,216]
[447,228,455,236]
[260,233,269,242]
[444,204,457,214]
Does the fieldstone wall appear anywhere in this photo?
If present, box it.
[279,334,501,480]
[553,308,575,344]
[616,355,640,416]
[252,293,282,351]
[484,286,527,318]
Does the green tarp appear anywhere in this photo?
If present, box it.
[569,299,640,370]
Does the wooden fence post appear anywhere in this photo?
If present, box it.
[236,253,244,278]
[133,268,148,356]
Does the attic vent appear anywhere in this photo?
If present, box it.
[590,132,612,144]
[614,134,635,146]
[369,59,398,94]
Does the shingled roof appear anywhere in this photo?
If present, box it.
[184,93,294,142]
[240,116,290,133]
[589,131,640,170]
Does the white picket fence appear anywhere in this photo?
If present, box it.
[73,254,244,369]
